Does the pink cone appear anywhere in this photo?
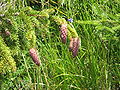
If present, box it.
[72,37,80,57]
[5,30,11,36]
[69,37,80,57]
[29,48,40,66]
[60,24,67,44]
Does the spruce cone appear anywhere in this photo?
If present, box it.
[5,30,11,36]
[69,37,80,57]
[29,48,40,66]
[60,24,67,44]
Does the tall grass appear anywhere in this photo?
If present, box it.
[0,0,120,90]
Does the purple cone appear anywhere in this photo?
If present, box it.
[29,48,40,66]
[69,37,80,57]
[60,24,67,44]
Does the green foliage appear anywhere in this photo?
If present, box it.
[0,36,16,73]
[0,0,120,90]
[52,16,78,38]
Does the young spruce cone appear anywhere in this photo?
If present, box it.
[29,48,40,66]
[5,30,11,36]
[69,37,80,57]
[60,24,67,44]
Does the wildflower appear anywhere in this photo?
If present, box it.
[29,48,40,66]
[60,24,67,44]
[68,18,73,23]
[69,37,80,57]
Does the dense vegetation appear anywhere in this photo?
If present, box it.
[0,0,120,89]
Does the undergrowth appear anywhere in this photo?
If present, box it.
[0,0,120,90]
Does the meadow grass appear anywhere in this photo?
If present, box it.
[0,0,120,90]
